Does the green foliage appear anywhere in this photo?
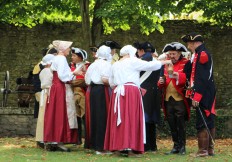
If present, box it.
[0,0,231,36]
[0,0,80,27]
[176,0,232,26]
[95,0,164,34]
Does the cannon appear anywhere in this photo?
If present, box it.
[0,71,35,107]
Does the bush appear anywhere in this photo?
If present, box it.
[157,109,232,138]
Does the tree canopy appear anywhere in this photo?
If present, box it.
[0,0,231,47]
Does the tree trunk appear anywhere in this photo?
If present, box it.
[91,0,104,46]
[78,0,91,52]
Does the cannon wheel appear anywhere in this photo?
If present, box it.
[2,71,10,107]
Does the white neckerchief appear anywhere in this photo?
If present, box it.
[75,62,85,71]
[191,53,195,63]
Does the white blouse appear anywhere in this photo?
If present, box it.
[50,55,74,82]
[111,57,162,129]
[85,59,112,85]
[39,68,53,107]
[110,57,162,87]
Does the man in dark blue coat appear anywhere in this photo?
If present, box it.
[182,32,216,157]
[134,41,161,152]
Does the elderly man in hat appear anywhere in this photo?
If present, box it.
[182,33,216,157]
[158,42,191,155]
[134,41,161,152]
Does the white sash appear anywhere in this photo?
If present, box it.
[139,57,155,84]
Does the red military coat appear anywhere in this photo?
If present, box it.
[158,57,191,120]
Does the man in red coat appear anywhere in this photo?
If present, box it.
[182,32,216,157]
[70,47,90,145]
[158,42,191,155]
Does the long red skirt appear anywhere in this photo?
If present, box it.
[104,84,144,153]
[84,86,91,148]
[44,72,77,143]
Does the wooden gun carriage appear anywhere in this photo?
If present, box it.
[0,71,35,107]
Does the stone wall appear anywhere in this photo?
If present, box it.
[0,20,231,108]
[0,20,231,136]
[0,107,36,137]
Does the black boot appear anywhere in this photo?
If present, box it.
[144,123,157,152]
[166,123,179,154]
[178,121,186,155]
[179,146,186,155]
[166,142,179,155]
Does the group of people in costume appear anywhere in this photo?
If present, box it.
[33,32,216,158]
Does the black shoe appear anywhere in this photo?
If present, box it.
[165,147,179,155]
[178,146,186,155]
[45,144,57,151]
[57,144,71,152]
[36,142,45,149]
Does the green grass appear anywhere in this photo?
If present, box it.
[0,137,231,162]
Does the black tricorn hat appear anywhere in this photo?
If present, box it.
[162,42,188,53]
[89,46,98,52]
[181,32,204,43]
[98,40,121,49]
[133,41,155,52]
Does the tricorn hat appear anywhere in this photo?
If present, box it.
[71,47,88,60]
[181,32,204,43]
[133,41,156,52]
[89,46,98,52]
[162,42,188,53]
[98,40,121,49]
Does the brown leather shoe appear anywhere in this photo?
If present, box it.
[208,128,215,156]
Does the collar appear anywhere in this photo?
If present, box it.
[195,43,205,53]
[140,52,152,59]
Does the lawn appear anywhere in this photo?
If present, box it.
[0,137,231,162]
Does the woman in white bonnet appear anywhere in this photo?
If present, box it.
[43,40,79,152]
[104,45,172,157]
[84,45,112,154]
[35,54,54,148]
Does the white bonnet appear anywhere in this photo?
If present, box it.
[41,54,55,66]
[120,45,137,58]
[96,45,111,60]
[52,40,73,52]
